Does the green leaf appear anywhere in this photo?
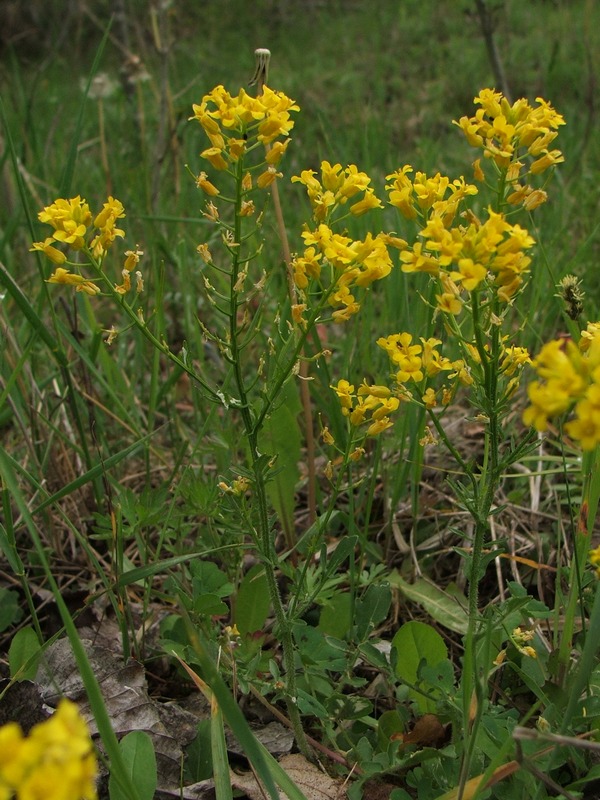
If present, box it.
[9,626,42,681]
[0,588,23,632]
[377,709,405,750]
[388,573,468,635]
[318,592,352,638]
[259,382,301,543]
[184,720,213,782]
[108,731,157,800]
[191,561,233,598]
[355,583,392,639]
[392,620,448,713]
[235,564,270,635]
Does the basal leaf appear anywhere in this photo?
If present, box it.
[392,620,448,713]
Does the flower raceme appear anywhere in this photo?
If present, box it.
[331,381,400,437]
[386,169,536,307]
[455,88,565,209]
[0,699,97,800]
[190,84,299,176]
[292,161,382,222]
[292,224,394,322]
[31,197,143,299]
[523,324,600,450]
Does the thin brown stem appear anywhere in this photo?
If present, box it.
[253,48,317,530]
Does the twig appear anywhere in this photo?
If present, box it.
[251,48,317,531]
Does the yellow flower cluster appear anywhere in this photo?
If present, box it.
[31,197,141,298]
[292,225,393,321]
[0,699,97,800]
[376,333,473,408]
[589,545,600,577]
[292,161,382,221]
[386,167,477,225]
[387,170,536,307]
[523,323,600,449]
[190,84,299,176]
[331,380,400,437]
[455,88,565,208]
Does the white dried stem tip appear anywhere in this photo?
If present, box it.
[249,48,271,88]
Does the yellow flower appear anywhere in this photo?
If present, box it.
[451,258,487,291]
[197,243,213,263]
[472,158,485,181]
[196,171,220,196]
[331,379,355,412]
[350,190,382,216]
[454,90,565,178]
[123,248,143,272]
[265,138,291,165]
[46,268,100,296]
[321,426,335,445]
[422,387,437,408]
[436,292,462,315]
[386,165,417,219]
[399,242,439,275]
[93,196,125,230]
[257,166,282,189]
[239,200,255,217]
[367,417,393,436]
[349,447,365,462]
[114,268,131,295]
[201,147,228,170]
[30,238,67,265]
[292,247,322,289]
[38,196,92,250]
[291,303,307,324]
[530,149,565,174]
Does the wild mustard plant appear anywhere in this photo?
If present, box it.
[31,62,399,757]
[0,699,97,800]
[301,88,567,793]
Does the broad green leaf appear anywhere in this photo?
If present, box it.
[184,720,213,782]
[259,382,301,543]
[0,588,23,632]
[392,620,448,713]
[235,564,270,635]
[388,573,468,635]
[355,583,392,639]
[318,592,352,638]
[9,626,41,681]
[377,709,405,750]
[108,731,157,800]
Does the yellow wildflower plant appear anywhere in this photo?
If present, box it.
[0,699,97,800]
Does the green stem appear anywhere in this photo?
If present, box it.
[227,157,311,757]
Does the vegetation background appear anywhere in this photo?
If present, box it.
[1,1,600,798]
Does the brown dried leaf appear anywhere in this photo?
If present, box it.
[231,753,346,800]
[35,638,201,793]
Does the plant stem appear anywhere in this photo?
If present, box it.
[228,156,311,757]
